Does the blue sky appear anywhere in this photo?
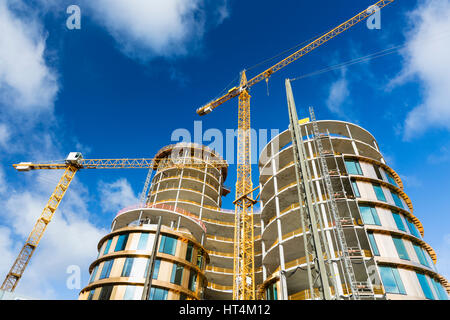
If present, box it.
[0,0,449,299]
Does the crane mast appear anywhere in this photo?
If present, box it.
[233,71,256,299]
[196,0,395,300]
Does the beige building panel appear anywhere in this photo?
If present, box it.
[377,207,396,229]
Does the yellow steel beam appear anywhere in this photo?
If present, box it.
[196,0,395,116]
[1,166,78,292]
[233,71,256,300]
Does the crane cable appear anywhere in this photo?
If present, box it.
[290,28,450,82]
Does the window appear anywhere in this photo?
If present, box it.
[345,159,363,175]
[152,259,161,280]
[431,279,448,300]
[406,219,421,238]
[188,271,197,292]
[197,249,204,269]
[170,263,184,286]
[87,290,95,300]
[265,282,278,300]
[149,287,168,300]
[130,258,148,278]
[359,205,381,226]
[137,233,149,250]
[413,244,430,267]
[99,260,114,279]
[367,232,379,256]
[114,234,129,252]
[392,236,410,260]
[103,238,112,255]
[386,172,398,186]
[391,212,406,232]
[185,243,194,262]
[123,286,136,300]
[390,191,404,209]
[351,180,361,198]
[121,258,134,277]
[416,273,435,300]
[373,164,383,180]
[159,235,177,255]
[89,265,99,284]
[98,285,113,300]
[372,183,386,202]
[378,266,406,294]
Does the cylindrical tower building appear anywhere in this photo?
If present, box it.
[78,142,262,300]
[258,120,449,300]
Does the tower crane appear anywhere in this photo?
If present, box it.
[196,0,395,300]
[1,152,227,292]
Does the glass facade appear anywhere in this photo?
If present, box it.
[367,232,379,256]
[137,233,150,250]
[115,234,129,252]
[390,191,404,209]
[413,244,430,268]
[99,260,114,279]
[351,180,360,198]
[265,282,278,300]
[379,266,406,294]
[392,236,410,260]
[372,183,386,202]
[345,159,363,175]
[416,273,435,300]
[359,205,381,226]
[406,219,421,238]
[149,287,168,300]
[159,235,177,255]
[392,211,406,232]
[171,263,184,286]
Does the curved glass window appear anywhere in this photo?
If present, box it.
[359,205,381,226]
[378,266,406,294]
[372,183,386,202]
[103,238,112,255]
[345,160,363,175]
[159,235,177,255]
[149,287,168,300]
[99,260,114,279]
[392,236,410,260]
[391,211,406,232]
[114,234,129,252]
[416,273,435,300]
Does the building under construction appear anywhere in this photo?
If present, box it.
[77,114,449,300]
[2,0,448,301]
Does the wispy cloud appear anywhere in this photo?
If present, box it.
[388,0,450,140]
[0,0,58,114]
[427,144,450,164]
[326,68,350,116]
[98,178,139,214]
[84,0,231,62]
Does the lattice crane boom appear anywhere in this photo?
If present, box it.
[195,0,394,300]
[1,152,227,292]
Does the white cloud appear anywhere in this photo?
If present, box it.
[0,0,58,113]
[85,0,229,61]
[98,178,139,213]
[0,123,10,148]
[389,0,450,140]
[326,68,350,116]
[0,183,107,299]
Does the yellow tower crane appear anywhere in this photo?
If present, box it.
[196,0,395,300]
[1,152,227,292]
